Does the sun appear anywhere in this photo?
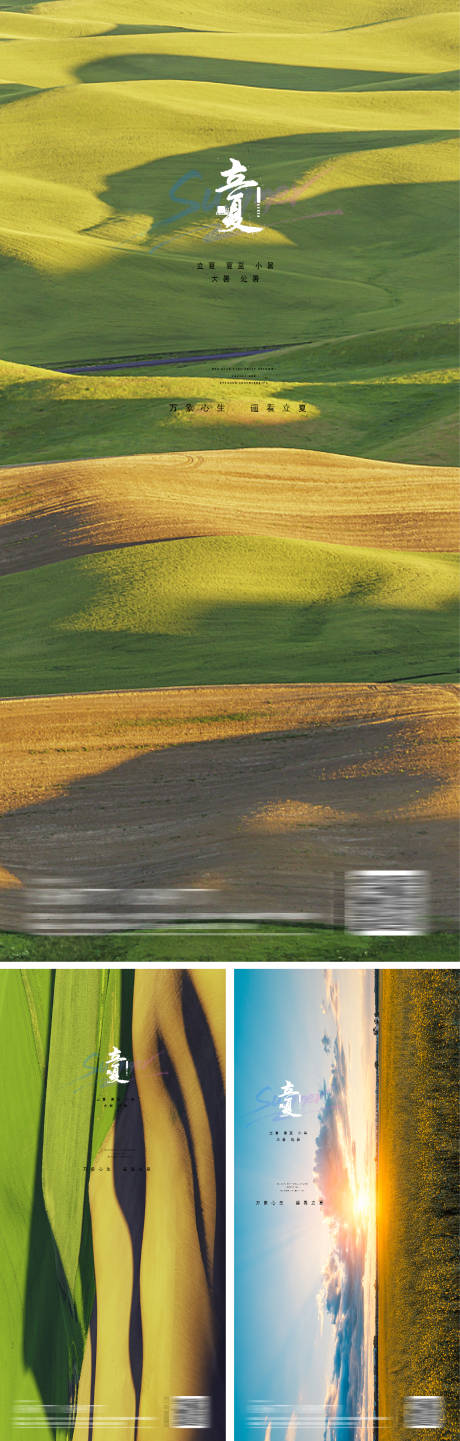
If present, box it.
[355,1182,371,1221]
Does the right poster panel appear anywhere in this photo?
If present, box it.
[235,966,459,1441]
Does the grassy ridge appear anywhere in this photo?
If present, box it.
[379,969,459,1441]
[2,2,456,40]
[0,536,458,693]
[0,106,456,367]
[0,339,458,466]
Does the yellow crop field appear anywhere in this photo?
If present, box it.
[378,969,459,1441]
[1,448,459,570]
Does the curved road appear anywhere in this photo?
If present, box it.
[43,340,308,375]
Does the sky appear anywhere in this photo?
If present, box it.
[235,968,377,1441]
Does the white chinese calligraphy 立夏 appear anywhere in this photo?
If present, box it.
[278,1080,302,1117]
[106,1045,130,1084]
[215,156,262,234]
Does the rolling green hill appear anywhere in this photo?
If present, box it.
[0,0,457,464]
[0,535,457,693]
[0,85,456,367]
[2,1,455,38]
[0,342,457,467]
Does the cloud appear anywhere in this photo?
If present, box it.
[321,1033,332,1054]
[285,1412,297,1441]
[324,969,341,1027]
[314,1005,367,1440]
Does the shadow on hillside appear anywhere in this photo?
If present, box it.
[0,714,457,925]
[1,127,457,388]
[107,23,213,33]
[22,973,92,1436]
[1,592,459,695]
[76,53,458,91]
[22,970,136,1435]
[92,129,458,244]
[0,82,42,106]
[1,488,458,573]
[1,0,43,8]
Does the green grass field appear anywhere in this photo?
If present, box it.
[0,0,458,465]
[0,535,457,693]
[0,5,457,741]
[0,965,134,1441]
[0,330,458,467]
[379,968,459,1441]
[0,925,458,968]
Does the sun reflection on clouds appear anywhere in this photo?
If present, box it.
[314,972,376,1441]
[285,1412,297,1441]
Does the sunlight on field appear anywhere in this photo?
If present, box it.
[0,865,21,888]
[0,88,455,268]
[245,799,354,828]
[0,535,457,693]
[379,970,459,1441]
[1,444,458,533]
[394,778,459,818]
[0,0,457,463]
[0,351,458,467]
[0,682,455,813]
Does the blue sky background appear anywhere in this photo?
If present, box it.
[235,968,376,1441]
[235,970,335,1441]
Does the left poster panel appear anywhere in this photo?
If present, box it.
[0,966,226,1440]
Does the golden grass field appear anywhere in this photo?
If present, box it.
[0,683,457,923]
[378,968,459,1441]
[1,448,459,574]
[1,444,458,694]
[0,681,456,812]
